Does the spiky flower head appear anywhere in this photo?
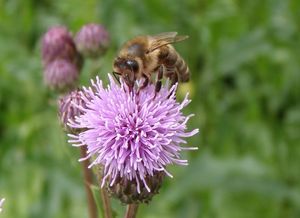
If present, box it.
[0,198,5,213]
[107,171,165,204]
[75,23,110,58]
[44,59,79,91]
[41,26,80,67]
[68,75,198,203]
[58,89,86,133]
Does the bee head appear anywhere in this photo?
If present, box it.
[113,57,139,88]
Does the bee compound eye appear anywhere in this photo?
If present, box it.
[126,60,139,72]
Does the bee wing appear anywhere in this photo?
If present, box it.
[148,32,189,53]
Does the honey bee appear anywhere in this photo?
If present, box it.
[113,32,190,92]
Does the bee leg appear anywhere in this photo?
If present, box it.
[155,65,164,92]
[155,81,162,93]
[112,71,121,84]
[152,65,164,99]
[158,65,164,80]
[137,74,149,94]
[167,72,178,99]
[170,71,178,87]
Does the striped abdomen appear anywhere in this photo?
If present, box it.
[160,45,190,83]
[175,53,189,82]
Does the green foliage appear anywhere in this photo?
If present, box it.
[0,0,299,217]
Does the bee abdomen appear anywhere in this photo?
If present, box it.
[159,46,190,82]
[175,54,190,82]
[163,48,178,67]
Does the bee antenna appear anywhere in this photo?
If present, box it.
[112,71,121,84]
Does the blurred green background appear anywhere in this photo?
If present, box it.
[0,0,300,217]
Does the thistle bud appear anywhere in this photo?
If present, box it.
[58,89,86,133]
[41,26,79,66]
[44,59,79,92]
[107,172,165,204]
[75,24,110,58]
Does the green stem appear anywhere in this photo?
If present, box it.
[124,204,139,218]
[95,165,113,218]
[100,186,113,218]
[80,146,98,218]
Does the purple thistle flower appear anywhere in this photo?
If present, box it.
[58,89,87,133]
[75,23,110,58]
[68,75,198,194]
[44,59,79,91]
[41,26,80,67]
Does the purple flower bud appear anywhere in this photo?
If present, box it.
[75,24,110,58]
[68,75,199,202]
[41,26,81,68]
[44,59,79,91]
[58,89,87,133]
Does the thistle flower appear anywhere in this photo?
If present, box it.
[75,23,110,58]
[58,89,88,133]
[41,26,80,67]
[68,75,198,203]
[44,59,79,91]
[0,198,5,213]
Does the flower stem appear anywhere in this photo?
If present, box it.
[124,204,139,218]
[100,186,113,218]
[80,146,98,218]
[94,165,113,218]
